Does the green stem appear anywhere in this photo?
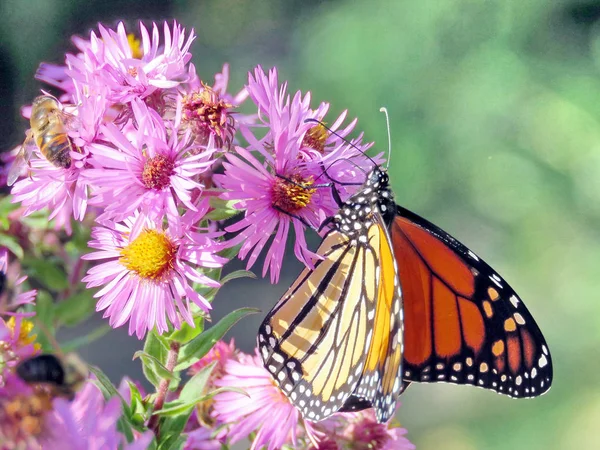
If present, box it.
[148,340,181,439]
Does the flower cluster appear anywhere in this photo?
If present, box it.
[216,66,382,282]
[2,19,414,450]
[183,340,414,450]
[10,21,246,338]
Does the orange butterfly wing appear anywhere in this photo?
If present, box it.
[390,206,552,397]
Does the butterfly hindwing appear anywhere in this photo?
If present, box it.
[391,205,552,397]
[347,214,404,422]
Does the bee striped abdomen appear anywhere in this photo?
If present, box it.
[36,132,72,168]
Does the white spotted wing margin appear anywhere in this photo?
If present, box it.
[257,214,404,423]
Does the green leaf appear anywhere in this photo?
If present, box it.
[180,361,216,399]
[0,196,20,231]
[205,197,243,221]
[33,290,55,351]
[159,386,248,417]
[89,365,125,402]
[20,209,52,229]
[176,308,259,371]
[155,375,204,450]
[133,351,179,384]
[124,381,148,428]
[89,365,135,442]
[143,331,169,388]
[54,289,96,327]
[157,433,187,450]
[0,234,23,259]
[219,269,256,285]
[218,243,242,261]
[167,315,204,344]
[154,363,216,417]
[23,257,68,291]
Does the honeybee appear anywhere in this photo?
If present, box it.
[7,95,79,186]
[16,353,88,400]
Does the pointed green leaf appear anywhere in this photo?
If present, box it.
[167,315,204,344]
[133,351,179,383]
[176,308,259,371]
[219,269,256,285]
[124,381,148,428]
[154,362,216,417]
[218,243,242,261]
[158,386,249,417]
[0,234,23,259]
[143,331,169,388]
[206,197,242,221]
[89,365,134,442]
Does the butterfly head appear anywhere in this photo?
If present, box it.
[367,167,396,225]
[334,167,396,238]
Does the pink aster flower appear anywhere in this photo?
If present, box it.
[342,409,414,450]
[247,65,380,188]
[212,349,301,450]
[70,80,109,152]
[84,98,215,230]
[309,409,415,450]
[186,339,237,430]
[216,146,328,283]
[10,152,86,233]
[0,316,39,373]
[178,64,251,150]
[11,82,109,230]
[0,248,37,317]
[184,425,224,450]
[9,93,91,232]
[215,67,378,283]
[66,21,196,105]
[40,382,154,450]
[81,205,225,339]
[189,338,237,378]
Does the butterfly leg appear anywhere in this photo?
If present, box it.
[272,204,314,229]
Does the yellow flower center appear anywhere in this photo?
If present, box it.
[7,317,39,350]
[127,33,143,59]
[302,123,328,153]
[271,175,316,214]
[119,229,177,281]
[142,154,175,190]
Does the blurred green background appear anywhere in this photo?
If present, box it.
[1,0,599,448]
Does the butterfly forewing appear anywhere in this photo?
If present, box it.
[258,170,404,423]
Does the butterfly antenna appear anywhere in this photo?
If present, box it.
[379,107,392,169]
[304,118,379,175]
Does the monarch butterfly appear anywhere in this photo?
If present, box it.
[258,163,553,424]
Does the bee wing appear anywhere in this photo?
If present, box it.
[7,133,36,186]
[56,109,81,132]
